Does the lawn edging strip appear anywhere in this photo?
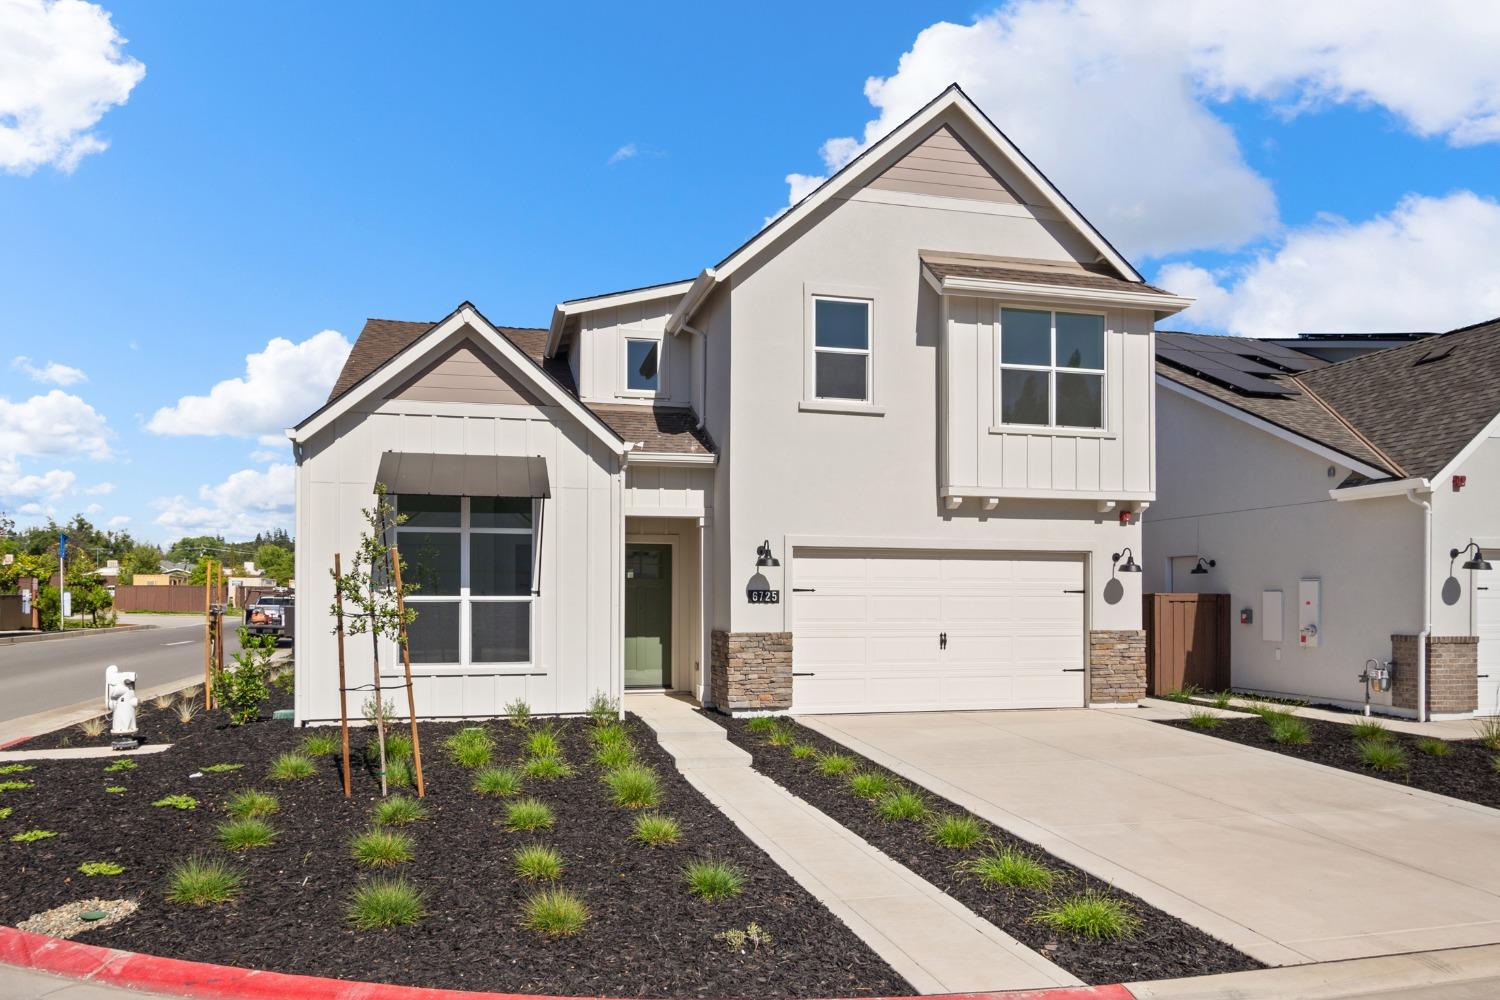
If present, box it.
[0,926,1131,1000]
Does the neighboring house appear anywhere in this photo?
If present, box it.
[288,84,1192,724]
[135,563,191,586]
[1147,322,1500,719]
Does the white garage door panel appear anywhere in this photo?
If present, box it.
[1479,579,1499,716]
[792,550,1085,713]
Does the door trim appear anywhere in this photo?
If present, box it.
[626,536,678,690]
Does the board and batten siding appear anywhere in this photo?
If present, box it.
[624,464,714,516]
[943,295,1155,498]
[579,293,692,405]
[294,399,624,723]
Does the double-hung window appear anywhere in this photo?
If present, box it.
[812,297,872,402]
[397,495,535,667]
[998,308,1105,429]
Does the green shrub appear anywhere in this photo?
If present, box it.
[505,798,555,832]
[78,861,125,876]
[633,812,681,847]
[474,767,523,798]
[848,772,892,799]
[930,813,985,849]
[587,690,620,725]
[166,856,243,905]
[0,763,34,774]
[1350,718,1391,743]
[604,763,660,809]
[593,743,634,769]
[225,789,278,819]
[522,888,589,937]
[201,763,243,773]
[373,796,427,826]
[683,858,745,900]
[745,716,780,736]
[0,780,33,793]
[103,759,136,773]
[445,727,493,768]
[522,754,573,780]
[790,743,817,761]
[1186,708,1224,730]
[876,788,928,821]
[766,725,795,747]
[300,733,339,758]
[1357,738,1408,772]
[152,794,198,810]
[384,732,413,762]
[1475,717,1500,750]
[351,828,415,867]
[386,756,414,788]
[1416,737,1451,757]
[218,818,277,851]
[590,722,631,750]
[10,829,57,842]
[1163,684,1201,703]
[513,843,563,881]
[348,877,425,929]
[1266,714,1311,745]
[964,846,1056,890]
[213,628,274,725]
[525,727,561,759]
[1033,891,1140,940]
[269,752,316,781]
[504,698,532,728]
[817,753,857,777]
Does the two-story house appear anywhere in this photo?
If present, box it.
[287,85,1191,723]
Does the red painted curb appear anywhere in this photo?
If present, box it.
[0,927,1133,1000]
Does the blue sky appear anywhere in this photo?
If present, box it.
[3,0,1500,543]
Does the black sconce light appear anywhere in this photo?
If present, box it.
[755,540,780,568]
[1452,540,1493,572]
[1111,547,1142,574]
[1190,557,1217,575]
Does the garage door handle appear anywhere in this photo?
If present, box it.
[1062,589,1085,594]
[793,671,816,677]
[1062,668,1086,673]
[793,587,816,593]
[939,632,947,650]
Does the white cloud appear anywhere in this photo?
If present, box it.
[83,502,102,515]
[12,356,87,386]
[0,388,112,460]
[17,502,48,517]
[1159,191,1500,337]
[788,2,1500,258]
[0,0,145,174]
[106,514,130,527]
[83,481,112,494]
[249,447,285,464]
[153,463,295,541]
[608,143,638,165]
[0,459,75,501]
[146,329,351,439]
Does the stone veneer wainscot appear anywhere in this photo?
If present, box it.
[711,630,793,714]
[1089,628,1147,705]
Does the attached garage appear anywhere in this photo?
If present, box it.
[790,549,1087,714]
[1480,572,1500,716]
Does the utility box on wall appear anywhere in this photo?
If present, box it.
[1298,578,1321,648]
[1261,590,1283,643]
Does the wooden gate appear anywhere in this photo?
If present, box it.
[1145,593,1231,696]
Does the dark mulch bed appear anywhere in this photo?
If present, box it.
[10,686,229,751]
[0,691,908,998]
[706,712,1262,985]
[1161,712,1500,808]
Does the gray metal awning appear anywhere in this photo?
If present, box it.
[375,452,551,498]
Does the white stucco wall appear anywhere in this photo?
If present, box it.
[1433,432,1500,638]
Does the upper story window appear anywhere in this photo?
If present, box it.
[813,297,871,402]
[625,338,661,393]
[998,308,1105,429]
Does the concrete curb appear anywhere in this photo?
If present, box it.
[0,927,1129,1000]
[0,625,151,646]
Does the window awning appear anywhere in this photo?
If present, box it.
[375,452,551,498]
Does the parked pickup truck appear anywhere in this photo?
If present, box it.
[244,594,295,643]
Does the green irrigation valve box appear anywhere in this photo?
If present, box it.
[272,709,294,721]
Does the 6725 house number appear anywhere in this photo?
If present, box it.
[746,589,780,604]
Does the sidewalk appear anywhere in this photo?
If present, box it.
[628,692,1079,995]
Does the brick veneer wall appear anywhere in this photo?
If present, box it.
[1392,633,1478,715]
[1089,629,1146,705]
[710,630,793,713]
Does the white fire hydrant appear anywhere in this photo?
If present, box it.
[104,665,139,748]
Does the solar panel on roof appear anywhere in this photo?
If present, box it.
[1212,353,1287,376]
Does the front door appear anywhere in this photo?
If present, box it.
[625,543,673,688]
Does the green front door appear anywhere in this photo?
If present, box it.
[625,543,673,688]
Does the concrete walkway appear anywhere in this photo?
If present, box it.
[806,708,1500,968]
[628,693,1078,995]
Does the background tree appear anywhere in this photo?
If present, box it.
[255,544,294,585]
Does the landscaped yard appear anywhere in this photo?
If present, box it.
[1163,705,1500,809]
[706,712,1262,985]
[0,687,908,998]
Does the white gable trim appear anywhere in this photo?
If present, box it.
[934,273,1192,314]
[1157,375,1390,480]
[290,305,628,455]
[1430,407,1500,489]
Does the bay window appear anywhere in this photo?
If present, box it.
[998,308,1105,429]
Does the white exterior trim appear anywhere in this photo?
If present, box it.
[1431,407,1500,488]
[941,486,1154,502]
[935,273,1192,314]
[1157,375,1391,481]
[625,452,717,467]
[1329,477,1433,501]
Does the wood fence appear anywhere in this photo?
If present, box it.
[113,583,225,613]
[1144,592,1231,696]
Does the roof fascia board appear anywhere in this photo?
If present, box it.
[546,280,694,357]
[1329,476,1431,501]
[1157,375,1390,480]
[625,452,718,467]
[1431,407,1500,488]
[937,273,1193,314]
[663,269,718,336]
[293,307,627,455]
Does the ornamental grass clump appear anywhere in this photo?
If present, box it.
[817,753,857,777]
[525,726,562,759]
[766,725,795,747]
[348,877,425,930]
[590,722,631,750]
[218,818,277,851]
[1350,718,1391,743]
[384,732,413,761]
[522,754,573,780]
[1210,690,1235,710]
[683,858,745,901]
[1416,736,1452,757]
[445,727,493,769]
[351,828,415,868]
[790,743,817,761]
[225,789,278,819]
[166,856,243,906]
[505,798,555,832]
[373,796,427,826]
[876,788,928,822]
[1266,714,1311,746]
[300,733,339,758]
[522,888,589,937]
[963,845,1056,890]
[474,767,523,798]
[76,717,107,738]
[745,716,781,737]
[386,756,415,789]
[848,772,892,799]
[604,763,660,809]
[593,743,634,769]
[633,812,681,847]
[269,752,316,781]
[929,813,985,849]
[1034,891,1141,941]
[1186,708,1224,731]
[513,843,564,881]
[1475,717,1500,750]
[1357,738,1408,772]
[174,700,199,724]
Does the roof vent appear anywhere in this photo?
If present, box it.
[1414,344,1456,365]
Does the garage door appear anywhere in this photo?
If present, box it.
[791,550,1086,714]
[1479,569,1499,716]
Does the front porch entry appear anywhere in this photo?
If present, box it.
[624,516,705,695]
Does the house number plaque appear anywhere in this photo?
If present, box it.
[746,588,781,604]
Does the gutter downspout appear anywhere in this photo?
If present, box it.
[1406,488,1432,722]
[683,324,708,431]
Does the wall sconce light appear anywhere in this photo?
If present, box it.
[1452,540,1493,571]
[1111,547,1142,573]
[1190,557,1217,575]
[755,540,780,568]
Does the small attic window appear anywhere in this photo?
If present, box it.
[626,338,661,392]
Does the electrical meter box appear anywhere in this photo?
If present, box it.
[1298,578,1321,648]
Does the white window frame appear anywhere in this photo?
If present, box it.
[621,335,667,399]
[995,306,1108,431]
[801,284,884,415]
[397,496,537,672]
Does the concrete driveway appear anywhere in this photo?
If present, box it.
[805,707,1500,967]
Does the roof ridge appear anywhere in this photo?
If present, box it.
[1290,373,1406,477]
